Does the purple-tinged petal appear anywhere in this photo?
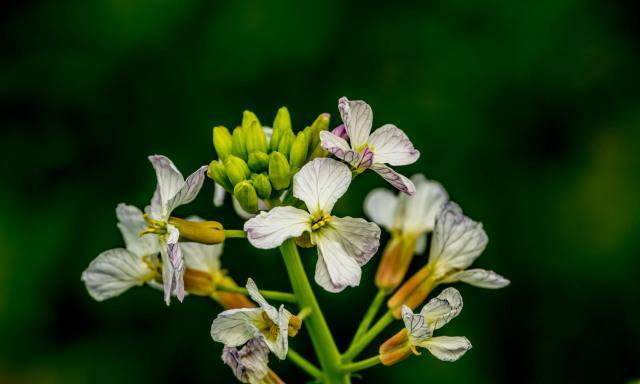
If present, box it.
[368,124,420,166]
[370,164,416,195]
[166,165,208,215]
[331,124,349,140]
[338,97,373,149]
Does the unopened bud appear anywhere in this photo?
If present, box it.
[207,160,233,191]
[183,268,215,296]
[242,110,261,131]
[248,151,269,172]
[379,328,413,366]
[268,151,291,190]
[168,217,225,244]
[224,155,250,186]
[308,113,330,151]
[289,131,308,169]
[271,107,292,152]
[213,126,233,160]
[375,235,418,291]
[252,173,272,200]
[234,181,259,213]
[231,127,248,160]
[277,131,295,158]
[387,265,437,319]
[212,275,255,310]
[287,315,302,337]
[245,121,268,154]
[331,123,349,140]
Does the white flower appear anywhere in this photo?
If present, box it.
[427,202,509,288]
[221,337,271,384]
[211,278,293,360]
[244,158,381,292]
[82,204,161,301]
[401,288,471,362]
[320,97,420,194]
[364,174,448,254]
[145,155,208,305]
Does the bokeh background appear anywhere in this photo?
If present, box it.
[1,0,639,383]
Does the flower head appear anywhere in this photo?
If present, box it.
[320,97,420,194]
[244,158,381,292]
[221,337,271,384]
[211,278,298,360]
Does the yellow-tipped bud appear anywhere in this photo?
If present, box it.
[213,126,233,160]
[387,265,437,319]
[224,155,250,186]
[248,151,270,172]
[375,235,418,291]
[252,173,272,200]
[234,181,259,213]
[183,268,216,296]
[168,217,225,244]
[231,127,248,160]
[211,275,255,310]
[207,160,232,191]
[289,131,308,169]
[379,328,413,366]
[277,131,296,158]
[271,106,292,152]
[245,121,268,154]
[268,151,291,190]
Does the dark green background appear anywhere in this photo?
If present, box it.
[1,0,639,383]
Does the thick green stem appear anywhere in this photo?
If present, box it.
[279,239,350,384]
[287,348,323,380]
[342,355,382,373]
[342,311,395,363]
[215,284,297,304]
[223,229,246,238]
[349,289,387,345]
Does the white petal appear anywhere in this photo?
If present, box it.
[222,338,270,384]
[420,287,463,331]
[415,234,428,254]
[245,278,279,322]
[293,158,352,214]
[165,165,208,214]
[400,175,449,234]
[115,204,160,257]
[319,130,354,163]
[370,164,416,195]
[420,336,472,362]
[211,308,264,347]
[368,124,420,166]
[445,269,510,289]
[338,97,373,148]
[161,225,184,305]
[181,242,222,275]
[213,183,226,207]
[313,228,362,292]
[262,305,290,360]
[429,202,488,278]
[363,188,399,232]
[401,305,431,344]
[233,197,255,219]
[148,155,185,217]
[329,216,381,266]
[81,248,154,301]
[244,207,311,249]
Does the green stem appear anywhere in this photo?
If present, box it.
[342,355,382,373]
[349,289,387,345]
[279,239,349,384]
[287,348,323,380]
[215,284,297,304]
[223,229,246,238]
[342,311,395,363]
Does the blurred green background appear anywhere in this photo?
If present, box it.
[1,0,639,383]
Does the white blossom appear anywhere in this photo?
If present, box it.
[221,337,271,384]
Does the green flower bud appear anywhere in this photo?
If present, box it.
[212,126,233,160]
[242,110,261,131]
[224,155,250,186]
[269,151,291,190]
[245,121,268,154]
[289,131,308,169]
[234,181,259,214]
[271,107,292,152]
[248,151,269,172]
[207,160,232,191]
[231,127,248,160]
[277,131,296,158]
[253,173,272,200]
[307,113,331,161]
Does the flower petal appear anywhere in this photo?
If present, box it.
[211,308,264,347]
[222,337,270,384]
[313,228,362,292]
[419,336,472,362]
[329,216,381,266]
[81,248,154,301]
[244,206,311,249]
[165,165,208,214]
[363,188,399,232]
[293,158,352,214]
[338,97,373,148]
[400,175,448,234]
[420,287,463,331]
[262,305,290,360]
[401,305,432,344]
[116,203,160,257]
[245,278,279,322]
[182,242,222,275]
[368,124,420,166]
[370,164,416,195]
[162,225,184,305]
[444,269,510,289]
[213,183,226,207]
[319,131,353,161]
[429,202,488,278]
[148,155,185,217]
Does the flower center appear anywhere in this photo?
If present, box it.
[259,312,280,341]
[356,143,375,154]
[140,214,167,236]
[311,211,332,231]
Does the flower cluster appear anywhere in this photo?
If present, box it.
[82,97,508,384]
